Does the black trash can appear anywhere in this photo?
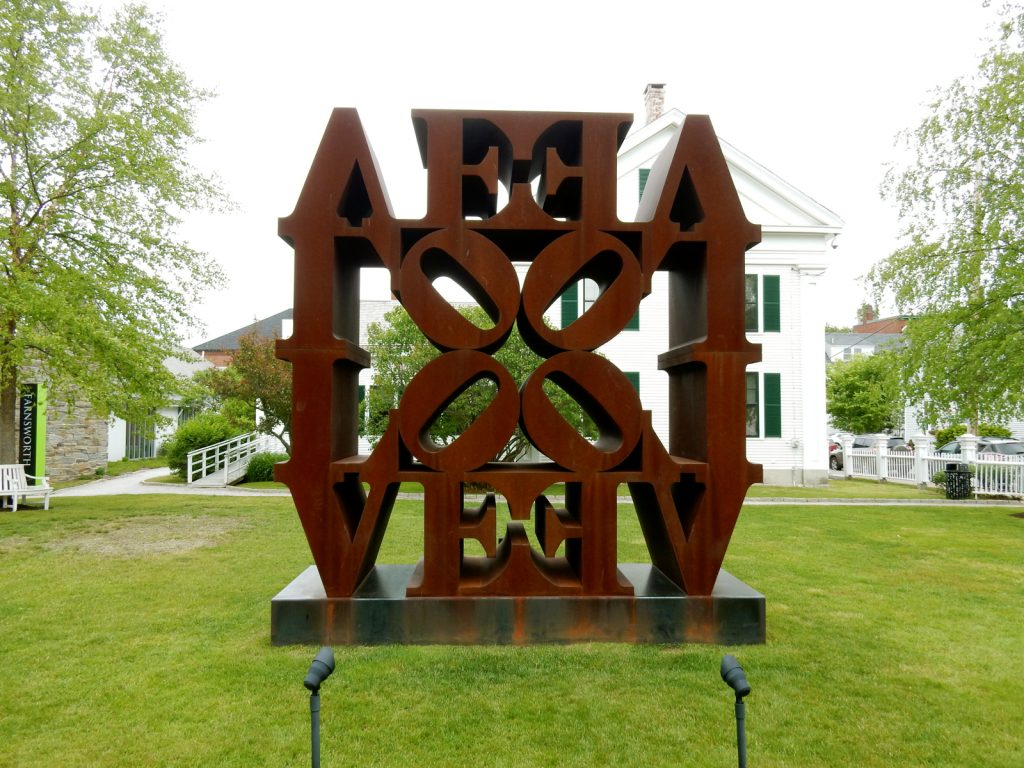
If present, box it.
[945,462,971,500]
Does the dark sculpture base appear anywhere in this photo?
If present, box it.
[270,564,765,646]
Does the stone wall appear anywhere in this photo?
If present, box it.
[13,388,108,482]
[43,399,108,481]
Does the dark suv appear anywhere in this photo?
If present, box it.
[935,437,1024,457]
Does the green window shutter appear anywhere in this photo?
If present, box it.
[638,168,650,202]
[625,371,640,393]
[358,385,365,403]
[625,305,640,330]
[763,275,780,332]
[745,372,759,437]
[561,283,578,328]
[744,274,758,332]
[764,373,782,438]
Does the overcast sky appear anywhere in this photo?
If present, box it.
[104,0,999,344]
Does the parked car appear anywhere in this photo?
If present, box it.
[829,435,909,471]
[828,440,843,470]
[935,437,1024,457]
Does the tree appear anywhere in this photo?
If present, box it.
[202,332,291,452]
[870,7,1024,430]
[826,352,903,435]
[365,306,597,462]
[0,1,225,462]
[856,301,878,325]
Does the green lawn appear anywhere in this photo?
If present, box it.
[1,495,1020,766]
[104,456,168,477]
[746,478,947,499]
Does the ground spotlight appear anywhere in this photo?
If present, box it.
[720,653,751,698]
[305,647,335,768]
[720,654,751,768]
[304,646,335,693]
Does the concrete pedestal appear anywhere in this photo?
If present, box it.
[271,564,765,645]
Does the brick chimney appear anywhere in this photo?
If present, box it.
[644,83,666,124]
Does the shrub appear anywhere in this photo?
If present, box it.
[244,451,289,483]
[932,465,975,487]
[978,423,1012,438]
[163,414,239,477]
[933,424,967,448]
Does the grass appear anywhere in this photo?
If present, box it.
[143,476,951,498]
[147,473,185,484]
[104,456,167,477]
[746,478,946,499]
[402,479,946,500]
[1,495,1020,766]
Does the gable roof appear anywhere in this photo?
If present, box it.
[194,308,293,352]
[618,108,844,233]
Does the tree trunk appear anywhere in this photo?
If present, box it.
[0,370,17,464]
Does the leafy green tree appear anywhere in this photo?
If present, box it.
[933,422,1011,446]
[202,332,291,452]
[870,8,1024,430]
[826,352,903,434]
[856,302,878,325]
[366,306,597,462]
[0,1,225,462]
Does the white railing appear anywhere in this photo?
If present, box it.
[849,449,878,478]
[972,455,1024,496]
[185,431,278,485]
[842,444,1024,498]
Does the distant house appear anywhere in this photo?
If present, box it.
[106,350,212,462]
[824,326,1024,442]
[825,331,902,364]
[12,349,211,480]
[852,310,911,335]
[193,308,294,368]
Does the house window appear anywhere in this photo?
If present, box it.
[125,419,156,460]
[744,275,758,332]
[745,373,759,437]
[177,406,199,427]
[744,274,781,333]
[746,372,782,438]
[560,283,640,331]
[638,168,651,202]
[625,371,640,393]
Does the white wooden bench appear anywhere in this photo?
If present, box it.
[0,464,52,512]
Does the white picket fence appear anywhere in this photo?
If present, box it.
[843,446,1024,498]
[185,431,279,486]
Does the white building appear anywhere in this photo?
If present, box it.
[607,101,843,485]
[107,351,212,462]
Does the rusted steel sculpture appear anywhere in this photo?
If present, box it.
[276,109,762,605]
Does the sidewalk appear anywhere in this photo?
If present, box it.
[54,468,289,498]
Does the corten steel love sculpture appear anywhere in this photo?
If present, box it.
[276,109,762,607]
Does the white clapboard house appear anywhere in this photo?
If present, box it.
[603,96,843,485]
